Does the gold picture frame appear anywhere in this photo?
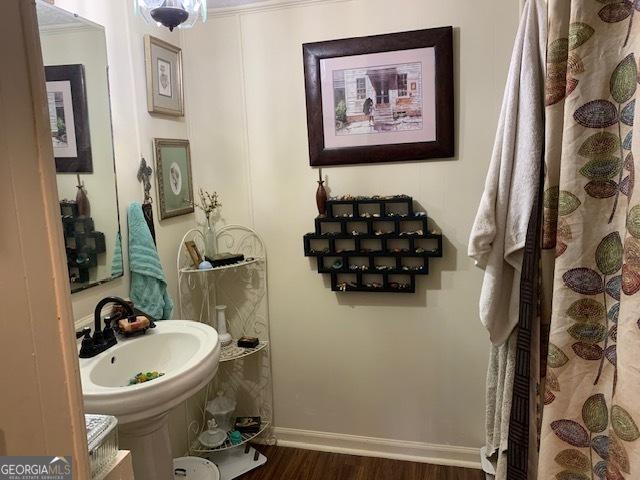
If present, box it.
[184,240,203,267]
[144,35,184,116]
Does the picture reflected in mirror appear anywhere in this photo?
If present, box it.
[36,1,123,293]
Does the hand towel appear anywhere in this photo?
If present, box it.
[128,202,173,319]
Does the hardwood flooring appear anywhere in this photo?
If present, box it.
[240,446,485,480]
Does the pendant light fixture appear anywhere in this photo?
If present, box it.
[135,0,207,31]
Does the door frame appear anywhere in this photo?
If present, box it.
[0,0,90,476]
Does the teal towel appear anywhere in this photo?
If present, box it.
[128,202,173,319]
[111,231,124,277]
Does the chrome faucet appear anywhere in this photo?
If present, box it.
[79,296,134,358]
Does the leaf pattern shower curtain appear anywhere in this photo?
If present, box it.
[539,0,640,478]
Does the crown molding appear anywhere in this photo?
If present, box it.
[39,24,97,34]
[207,0,351,18]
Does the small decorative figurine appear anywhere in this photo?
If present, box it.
[198,419,227,448]
[316,168,327,216]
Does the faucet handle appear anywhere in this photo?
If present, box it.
[75,327,91,339]
[79,330,96,358]
[104,315,115,329]
[101,317,117,350]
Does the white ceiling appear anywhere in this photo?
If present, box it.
[36,1,102,31]
[36,0,293,29]
[207,0,277,7]
[36,2,84,28]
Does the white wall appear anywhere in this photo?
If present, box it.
[51,0,195,320]
[182,0,519,455]
[48,0,520,461]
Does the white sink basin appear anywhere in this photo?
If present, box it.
[79,320,220,480]
[81,320,220,423]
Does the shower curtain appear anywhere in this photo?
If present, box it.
[539,0,640,478]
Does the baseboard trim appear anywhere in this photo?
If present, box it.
[269,427,482,470]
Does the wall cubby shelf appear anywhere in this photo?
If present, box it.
[60,199,106,289]
[304,195,443,293]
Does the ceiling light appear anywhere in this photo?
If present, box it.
[135,0,207,31]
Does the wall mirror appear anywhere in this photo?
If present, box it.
[36,1,123,293]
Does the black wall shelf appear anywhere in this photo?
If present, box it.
[61,200,106,286]
[303,195,442,293]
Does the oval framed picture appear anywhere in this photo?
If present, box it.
[153,138,194,220]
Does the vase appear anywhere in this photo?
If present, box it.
[316,180,327,217]
[76,176,90,217]
[203,217,217,257]
[215,305,232,347]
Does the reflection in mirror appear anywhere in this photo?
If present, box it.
[36,1,123,293]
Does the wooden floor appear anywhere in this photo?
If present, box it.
[240,446,485,480]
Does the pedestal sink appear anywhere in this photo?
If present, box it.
[79,320,220,480]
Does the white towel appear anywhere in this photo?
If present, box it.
[470,1,547,478]
[468,0,546,346]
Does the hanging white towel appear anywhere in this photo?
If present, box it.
[468,0,546,346]
[469,1,547,479]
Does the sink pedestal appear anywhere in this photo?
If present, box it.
[119,413,173,480]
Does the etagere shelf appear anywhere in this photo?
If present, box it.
[177,225,274,479]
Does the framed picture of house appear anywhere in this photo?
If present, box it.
[45,64,93,173]
[144,35,184,116]
[303,27,454,166]
[153,138,194,220]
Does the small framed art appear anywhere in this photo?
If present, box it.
[154,138,194,220]
[184,240,203,267]
[144,35,184,116]
[303,27,454,166]
[45,64,93,173]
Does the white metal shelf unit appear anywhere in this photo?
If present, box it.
[176,225,274,479]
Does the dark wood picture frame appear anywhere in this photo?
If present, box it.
[45,64,93,173]
[303,27,454,167]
